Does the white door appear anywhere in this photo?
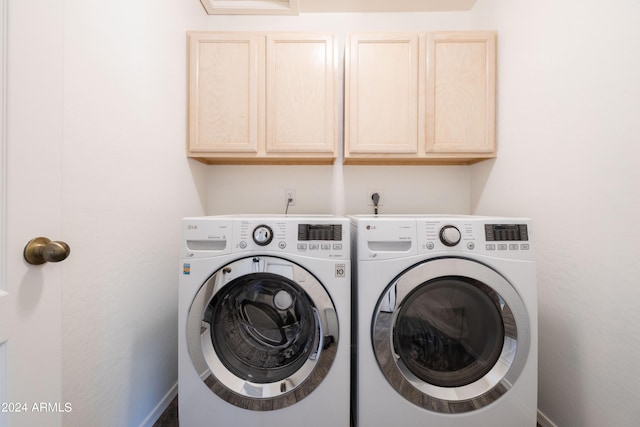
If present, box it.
[0,0,65,426]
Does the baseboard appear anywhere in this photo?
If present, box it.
[138,382,178,427]
[537,409,558,427]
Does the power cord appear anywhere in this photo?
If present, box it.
[285,197,293,215]
[371,192,380,215]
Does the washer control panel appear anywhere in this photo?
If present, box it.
[237,218,348,259]
[298,223,342,241]
[183,216,349,259]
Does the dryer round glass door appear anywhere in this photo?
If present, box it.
[186,256,339,410]
[372,257,530,413]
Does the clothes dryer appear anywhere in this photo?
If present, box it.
[179,216,350,427]
[351,215,537,427]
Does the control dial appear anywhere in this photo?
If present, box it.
[252,225,274,246]
[439,225,461,247]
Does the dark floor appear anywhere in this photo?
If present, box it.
[152,396,543,427]
[153,396,178,427]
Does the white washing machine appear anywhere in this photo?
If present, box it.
[351,215,537,427]
[179,215,350,427]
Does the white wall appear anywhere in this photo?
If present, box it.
[206,165,470,215]
[49,0,640,425]
[61,0,207,425]
[470,1,640,426]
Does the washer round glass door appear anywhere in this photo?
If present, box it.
[373,257,530,413]
[187,256,339,410]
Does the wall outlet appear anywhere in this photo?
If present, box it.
[367,190,383,206]
[285,189,296,206]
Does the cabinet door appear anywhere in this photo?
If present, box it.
[265,33,336,156]
[426,32,496,155]
[345,33,420,157]
[188,32,261,155]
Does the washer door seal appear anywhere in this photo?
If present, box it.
[372,257,530,413]
[187,256,339,411]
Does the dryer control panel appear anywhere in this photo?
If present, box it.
[484,224,529,241]
[350,215,533,261]
[417,217,533,260]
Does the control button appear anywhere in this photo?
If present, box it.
[426,242,435,250]
[309,243,319,250]
[238,241,247,249]
[321,243,331,250]
[333,243,343,250]
[467,242,475,250]
[278,241,286,249]
[498,244,508,250]
[297,243,307,251]
[253,225,273,246]
[521,244,530,250]
[439,225,461,247]
[509,244,519,250]
[486,244,496,251]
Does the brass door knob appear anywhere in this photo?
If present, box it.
[23,237,71,265]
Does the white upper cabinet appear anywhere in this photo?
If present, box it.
[188,32,337,164]
[344,31,497,164]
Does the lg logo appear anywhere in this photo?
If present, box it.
[187,224,198,230]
